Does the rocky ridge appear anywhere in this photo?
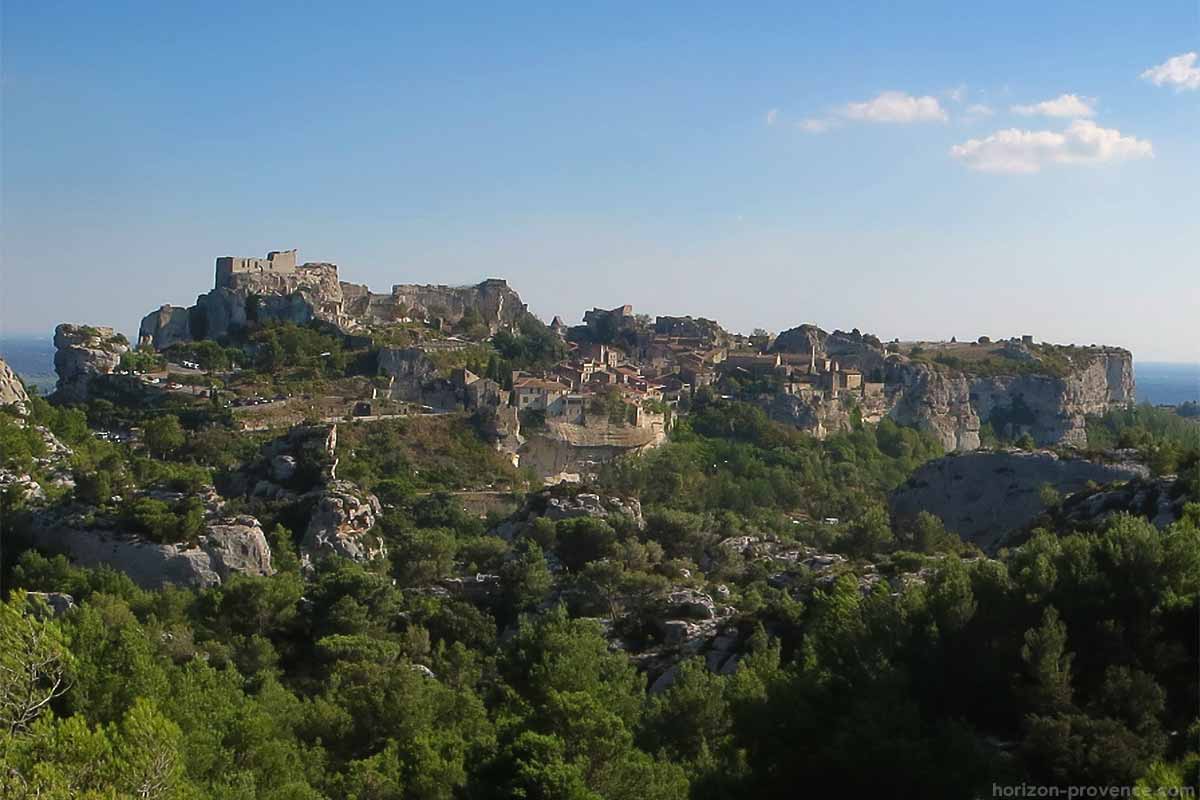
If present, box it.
[139,250,528,350]
[890,449,1149,552]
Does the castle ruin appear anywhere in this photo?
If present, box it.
[215,249,298,288]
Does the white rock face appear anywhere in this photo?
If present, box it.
[0,469,45,503]
[0,357,30,409]
[52,324,129,402]
[885,350,1135,452]
[301,479,387,564]
[28,514,274,589]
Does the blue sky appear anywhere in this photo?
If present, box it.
[3,0,1197,360]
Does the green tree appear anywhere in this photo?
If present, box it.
[1020,606,1074,714]
[143,415,185,459]
[0,591,73,734]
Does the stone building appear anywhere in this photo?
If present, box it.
[215,249,298,287]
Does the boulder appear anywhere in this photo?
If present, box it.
[27,512,273,589]
[667,588,717,620]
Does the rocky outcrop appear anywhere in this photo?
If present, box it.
[0,357,30,410]
[343,278,527,334]
[377,347,439,402]
[0,424,76,501]
[519,419,667,481]
[767,391,889,439]
[645,589,740,694]
[476,406,524,458]
[890,449,1148,552]
[199,261,345,341]
[1052,476,1190,533]
[772,326,888,372]
[544,492,644,526]
[52,324,129,402]
[884,348,1134,452]
[771,324,827,356]
[138,252,347,349]
[0,469,46,504]
[27,511,273,589]
[300,479,386,564]
[489,489,645,540]
[137,304,192,350]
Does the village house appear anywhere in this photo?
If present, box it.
[578,342,623,368]
[513,376,569,411]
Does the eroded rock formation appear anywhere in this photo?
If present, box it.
[301,479,387,565]
[884,349,1135,452]
[52,324,129,402]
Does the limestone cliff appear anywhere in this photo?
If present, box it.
[519,418,667,481]
[0,357,30,409]
[768,324,1133,452]
[52,324,130,402]
[884,348,1134,451]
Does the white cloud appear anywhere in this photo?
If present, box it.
[797,117,834,134]
[1011,93,1096,118]
[966,103,995,117]
[765,108,779,126]
[945,85,968,104]
[949,120,1153,174]
[1140,52,1200,91]
[841,91,948,123]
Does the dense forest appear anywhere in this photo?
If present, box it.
[2,387,1199,798]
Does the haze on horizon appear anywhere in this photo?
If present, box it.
[2,1,1197,361]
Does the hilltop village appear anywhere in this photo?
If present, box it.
[36,248,1133,482]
